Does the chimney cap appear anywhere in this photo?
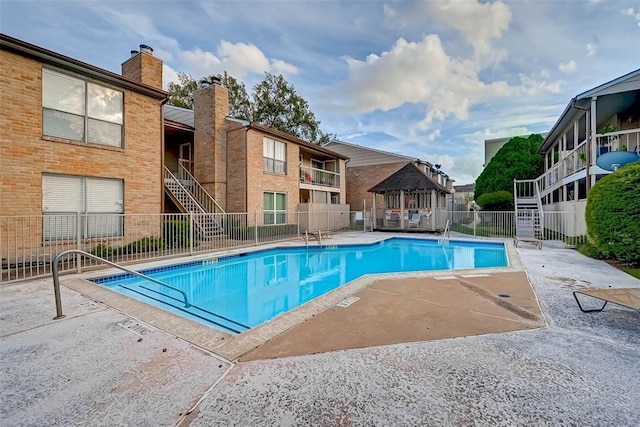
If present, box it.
[139,44,153,55]
[130,50,139,58]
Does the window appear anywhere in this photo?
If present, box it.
[263,192,287,225]
[263,138,286,174]
[42,174,124,240]
[42,69,124,147]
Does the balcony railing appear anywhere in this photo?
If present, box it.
[299,166,340,188]
[595,129,640,155]
[538,128,640,196]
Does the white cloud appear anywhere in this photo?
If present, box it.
[162,64,180,90]
[586,42,597,57]
[383,4,396,20]
[177,41,297,79]
[424,0,512,62]
[340,35,510,126]
[558,60,577,74]
[271,59,298,75]
[623,8,640,26]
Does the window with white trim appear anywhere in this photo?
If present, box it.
[263,192,287,225]
[42,68,124,147]
[263,137,286,174]
[42,174,124,240]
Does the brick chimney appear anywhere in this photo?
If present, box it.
[121,44,163,89]
[193,81,230,208]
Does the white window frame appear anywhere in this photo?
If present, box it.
[263,137,287,175]
[263,191,287,225]
[42,68,124,148]
[42,174,124,241]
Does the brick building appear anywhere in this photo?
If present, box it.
[163,82,350,230]
[0,34,167,244]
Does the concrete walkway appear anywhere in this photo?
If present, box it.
[1,235,639,426]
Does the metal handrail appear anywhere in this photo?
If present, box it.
[164,166,206,214]
[177,163,225,214]
[52,249,190,319]
[439,219,450,245]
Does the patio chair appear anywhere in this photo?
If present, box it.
[409,213,420,228]
[513,213,542,249]
[573,288,640,313]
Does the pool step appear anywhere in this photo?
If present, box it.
[118,283,249,334]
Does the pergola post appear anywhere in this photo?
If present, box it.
[400,191,405,229]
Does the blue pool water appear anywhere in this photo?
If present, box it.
[93,238,507,334]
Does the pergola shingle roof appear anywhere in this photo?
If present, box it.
[368,163,450,193]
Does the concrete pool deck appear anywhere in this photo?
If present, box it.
[1,232,639,425]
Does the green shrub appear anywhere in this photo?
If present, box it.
[228,224,298,241]
[476,191,514,211]
[164,220,191,248]
[576,241,602,260]
[90,236,166,258]
[585,161,640,266]
[91,243,112,257]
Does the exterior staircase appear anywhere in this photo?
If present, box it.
[513,179,544,239]
[164,165,225,239]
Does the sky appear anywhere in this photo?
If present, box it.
[2,0,639,184]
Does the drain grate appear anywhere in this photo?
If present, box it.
[336,296,360,308]
[117,319,153,336]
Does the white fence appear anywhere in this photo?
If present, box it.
[448,210,588,244]
[1,211,369,284]
[1,210,588,284]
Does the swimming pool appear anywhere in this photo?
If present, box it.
[92,238,507,334]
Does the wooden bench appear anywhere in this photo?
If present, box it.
[573,288,640,313]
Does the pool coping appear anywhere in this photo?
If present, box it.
[60,235,526,361]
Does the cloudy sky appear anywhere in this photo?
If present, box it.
[2,0,639,184]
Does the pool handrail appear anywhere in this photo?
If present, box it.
[439,219,450,245]
[52,249,191,319]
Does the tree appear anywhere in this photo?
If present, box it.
[474,134,545,202]
[200,72,252,120]
[167,72,198,109]
[252,73,322,142]
[585,161,640,266]
[167,71,326,143]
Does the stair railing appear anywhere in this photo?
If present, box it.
[177,163,225,214]
[164,166,206,214]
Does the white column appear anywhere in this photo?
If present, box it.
[589,97,598,190]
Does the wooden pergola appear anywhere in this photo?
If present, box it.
[368,163,451,231]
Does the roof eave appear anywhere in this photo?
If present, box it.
[247,123,349,160]
[1,34,168,100]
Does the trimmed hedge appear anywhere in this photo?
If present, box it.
[585,161,640,266]
[164,220,191,248]
[91,236,166,257]
[476,190,514,211]
[223,221,298,240]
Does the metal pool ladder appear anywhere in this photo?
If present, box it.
[51,249,190,320]
[439,220,450,245]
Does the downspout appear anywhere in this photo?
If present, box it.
[160,97,168,214]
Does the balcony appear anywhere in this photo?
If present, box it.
[538,128,640,196]
[595,129,640,156]
[299,165,340,189]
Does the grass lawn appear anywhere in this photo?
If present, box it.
[622,268,640,280]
